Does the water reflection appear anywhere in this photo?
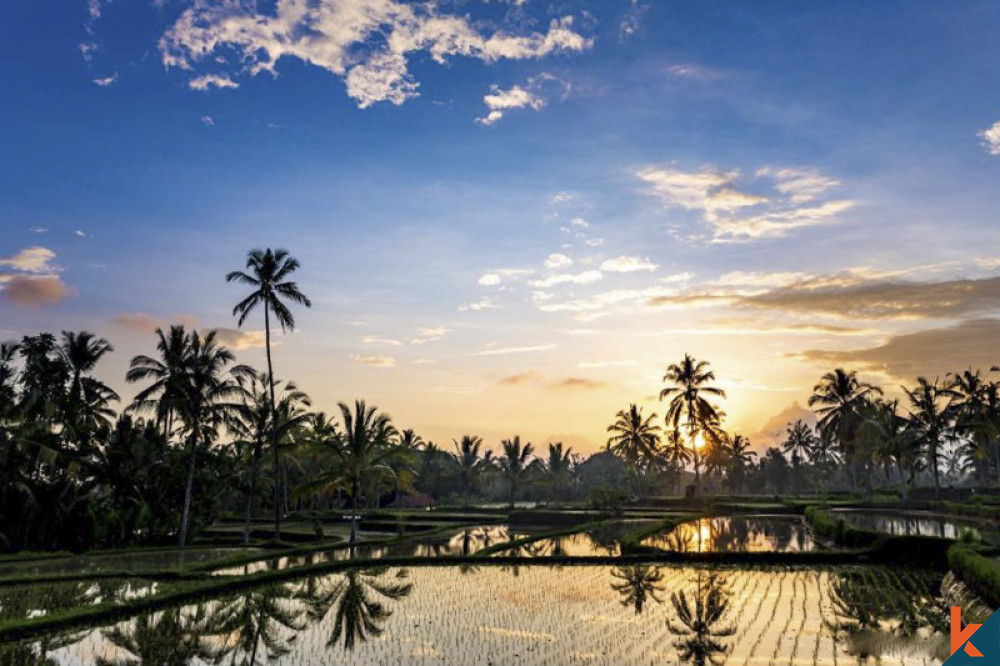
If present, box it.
[832,510,1000,544]
[22,565,958,665]
[305,567,413,650]
[610,565,665,614]
[643,516,816,553]
[667,571,735,666]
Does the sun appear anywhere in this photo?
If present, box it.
[692,432,707,450]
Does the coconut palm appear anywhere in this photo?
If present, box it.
[611,565,666,614]
[126,325,191,443]
[809,368,883,488]
[606,404,661,497]
[660,355,726,495]
[294,400,397,547]
[951,368,996,485]
[662,428,693,495]
[497,436,535,508]
[227,248,311,540]
[859,399,917,501]
[450,435,493,505]
[725,434,756,494]
[59,331,116,436]
[174,330,251,546]
[234,371,312,545]
[781,420,816,494]
[904,377,959,500]
[541,442,574,501]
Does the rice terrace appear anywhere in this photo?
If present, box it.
[5,0,1000,664]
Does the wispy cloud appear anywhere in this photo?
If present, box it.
[92,73,118,87]
[349,354,396,368]
[189,74,239,91]
[529,270,602,288]
[113,312,199,334]
[475,343,556,356]
[600,256,657,273]
[207,328,269,349]
[459,297,500,312]
[362,335,403,346]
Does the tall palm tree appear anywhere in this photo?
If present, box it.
[497,436,535,508]
[234,371,312,545]
[541,442,574,501]
[126,325,191,443]
[781,420,816,494]
[660,355,726,495]
[295,400,397,547]
[725,434,756,494]
[904,377,959,500]
[175,330,251,546]
[59,331,116,429]
[859,399,916,501]
[662,428,693,495]
[227,248,311,540]
[951,368,995,486]
[450,435,493,505]
[606,404,661,497]
[808,368,883,489]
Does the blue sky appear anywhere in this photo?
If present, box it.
[3,0,1000,452]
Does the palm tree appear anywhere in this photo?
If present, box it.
[541,442,574,501]
[234,371,312,545]
[662,428,693,495]
[859,399,916,501]
[904,377,959,500]
[59,331,116,435]
[497,436,535,508]
[126,325,192,444]
[606,404,661,497]
[781,420,816,494]
[725,435,756,494]
[951,368,995,486]
[450,435,493,506]
[175,330,251,546]
[611,565,665,614]
[227,248,311,540]
[660,354,726,495]
[294,400,397,547]
[809,368,883,489]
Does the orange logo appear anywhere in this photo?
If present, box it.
[952,606,984,658]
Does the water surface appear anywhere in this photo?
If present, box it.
[642,515,818,552]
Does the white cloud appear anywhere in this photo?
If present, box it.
[459,297,500,311]
[478,273,502,286]
[474,343,556,356]
[979,120,1000,156]
[362,335,403,346]
[30,227,48,234]
[763,167,840,204]
[600,256,657,273]
[529,270,603,288]
[349,354,396,368]
[476,84,545,125]
[710,200,854,242]
[477,267,533,287]
[161,3,592,109]
[189,74,240,91]
[201,115,215,127]
[92,73,118,87]
[411,326,449,344]
[570,218,589,227]
[0,247,57,273]
[637,166,767,220]
[545,253,573,270]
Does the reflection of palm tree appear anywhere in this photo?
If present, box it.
[306,567,413,651]
[209,584,306,664]
[96,606,215,665]
[611,565,665,614]
[668,571,734,666]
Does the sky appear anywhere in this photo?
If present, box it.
[3,0,1000,454]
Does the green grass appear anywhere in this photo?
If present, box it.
[948,541,1000,608]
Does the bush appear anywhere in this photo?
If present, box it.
[949,542,1000,608]
[587,486,629,517]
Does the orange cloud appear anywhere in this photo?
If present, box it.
[114,312,199,334]
[1,275,75,307]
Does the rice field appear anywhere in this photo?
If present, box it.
[830,509,1000,544]
[0,579,162,623]
[0,547,260,578]
[641,516,818,553]
[4,563,957,665]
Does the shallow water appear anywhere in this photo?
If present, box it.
[211,525,529,575]
[642,515,818,552]
[0,547,261,578]
[0,579,161,623]
[10,564,958,665]
[491,520,658,557]
[831,510,1000,544]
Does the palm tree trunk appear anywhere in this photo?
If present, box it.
[931,441,941,500]
[349,479,359,549]
[242,437,263,546]
[264,306,281,541]
[178,434,198,547]
[897,458,908,502]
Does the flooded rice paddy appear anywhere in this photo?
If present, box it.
[641,516,818,553]
[0,579,162,623]
[5,564,958,665]
[0,547,260,578]
[830,509,1000,544]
